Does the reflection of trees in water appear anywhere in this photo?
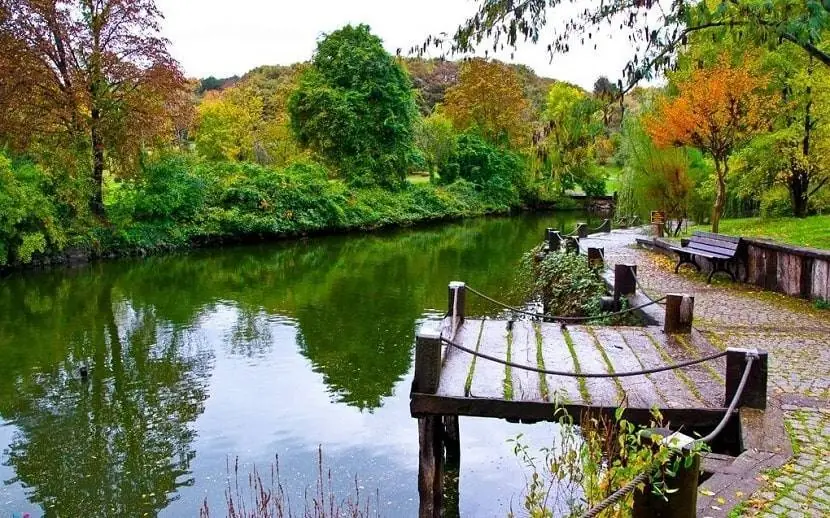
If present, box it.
[0,279,212,517]
[0,212,588,513]
[227,308,274,357]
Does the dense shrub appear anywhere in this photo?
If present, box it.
[101,153,523,254]
[760,185,792,219]
[289,25,417,187]
[517,248,606,317]
[0,152,65,265]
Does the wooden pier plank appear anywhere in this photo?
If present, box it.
[469,320,510,399]
[538,323,583,405]
[437,319,484,398]
[643,328,723,408]
[615,327,706,409]
[566,326,621,407]
[589,326,665,409]
[509,320,543,401]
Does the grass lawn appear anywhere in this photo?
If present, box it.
[687,215,830,250]
[407,172,432,184]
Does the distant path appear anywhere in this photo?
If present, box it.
[582,228,830,517]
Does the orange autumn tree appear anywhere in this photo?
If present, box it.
[646,58,769,233]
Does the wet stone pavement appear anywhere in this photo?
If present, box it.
[580,229,830,517]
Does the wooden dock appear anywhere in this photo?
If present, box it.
[411,317,734,428]
[409,278,768,518]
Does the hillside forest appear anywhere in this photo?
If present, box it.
[1,1,829,267]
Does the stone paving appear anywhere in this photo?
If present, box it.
[581,229,830,517]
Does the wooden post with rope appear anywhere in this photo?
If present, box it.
[664,294,694,334]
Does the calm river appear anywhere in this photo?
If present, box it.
[0,211,593,517]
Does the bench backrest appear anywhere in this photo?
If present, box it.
[688,231,742,257]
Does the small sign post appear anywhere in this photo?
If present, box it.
[651,211,666,238]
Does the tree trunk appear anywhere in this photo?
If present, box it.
[792,56,814,219]
[791,170,810,218]
[90,108,105,218]
[711,158,727,234]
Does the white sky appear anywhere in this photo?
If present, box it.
[156,0,650,90]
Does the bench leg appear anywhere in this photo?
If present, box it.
[675,253,700,274]
[707,259,737,283]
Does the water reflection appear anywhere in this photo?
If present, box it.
[0,212,590,516]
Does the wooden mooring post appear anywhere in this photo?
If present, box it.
[632,430,700,518]
[664,294,694,334]
[576,222,588,239]
[545,228,562,252]
[614,264,637,300]
[725,348,768,409]
[587,247,604,268]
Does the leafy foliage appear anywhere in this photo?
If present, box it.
[414,112,457,180]
[289,25,418,187]
[0,0,190,217]
[537,83,606,196]
[517,248,606,317]
[0,152,65,265]
[510,408,709,517]
[441,59,532,147]
[646,56,769,232]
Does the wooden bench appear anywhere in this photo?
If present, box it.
[670,231,745,283]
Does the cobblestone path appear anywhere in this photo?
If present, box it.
[581,230,830,517]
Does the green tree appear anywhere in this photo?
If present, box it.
[593,75,620,129]
[538,83,606,195]
[0,152,66,265]
[289,25,417,187]
[738,49,830,217]
[415,112,457,182]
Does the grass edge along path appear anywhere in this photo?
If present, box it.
[686,214,830,250]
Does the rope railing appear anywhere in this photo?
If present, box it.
[465,285,667,323]
[438,335,727,378]
[581,356,754,516]
[579,354,756,518]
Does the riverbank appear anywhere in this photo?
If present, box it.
[2,155,588,274]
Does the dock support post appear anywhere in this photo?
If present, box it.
[418,416,444,518]
[614,264,637,300]
[725,348,768,409]
[587,247,604,269]
[447,282,466,335]
[413,326,442,394]
[576,222,588,238]
[442,415,461,518]
[664,294,694,334]
[632,429,700,518]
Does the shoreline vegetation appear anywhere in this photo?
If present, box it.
[1,152,585,274]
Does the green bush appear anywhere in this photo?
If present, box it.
[809,185,830,214]
[0,152,65,265]
[760,185,792,219]
[518,248,606,317]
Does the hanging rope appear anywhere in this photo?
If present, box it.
[438,336,727,378]
[465,285,667,322]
